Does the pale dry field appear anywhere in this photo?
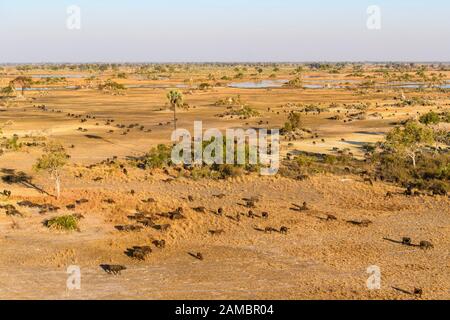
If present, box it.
[0,65,449,299]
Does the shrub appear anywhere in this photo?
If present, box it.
[281,112,302,133]
[215,164,245,178]
[303,104,327,113]
[419,111,440,125]
[190,166,219,180]
[219,105,260,119]
[442,111,450,123]
[233,106,260,118]
[141,144,172,169]
[283,77,303,88]
[198,83,211,90]
[295,154,315,167]
[373,145,449,194]
[400,97,431,107]
[4,135,20,150]
[45,215,79,231]
[324,154,338,165]
[214,95,243,106]
[362,143,376,153]
[428,181,448,196]
[1,85,15,96]
[434,129,450,144]
[98,80,126,92]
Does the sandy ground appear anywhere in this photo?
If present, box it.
[0,172,449,300]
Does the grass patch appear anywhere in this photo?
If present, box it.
[137,144,172,169]
[45,215,79,231]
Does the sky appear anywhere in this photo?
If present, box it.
[0,0,449,63]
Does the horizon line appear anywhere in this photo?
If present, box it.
[2,61,450,65]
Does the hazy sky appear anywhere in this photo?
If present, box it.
[0,0,449,62]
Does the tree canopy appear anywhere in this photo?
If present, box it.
[385,121,435,167]
[9,76,33,95]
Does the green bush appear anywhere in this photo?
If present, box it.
[214,95,242,106]
[190,166,220,180]
[295,154,315,167]
[362,143,376,153]
[428,181,449,196]
[324,154,338,165]
[282,112,302,133]
[214,164,245,178]
[374,148,449,194]
[188,164,245,180]
[400,97,431,107]
[233,106,260,118]
[98,80,126,92]
[278,121,448,195]
[141,144,172,169]
[419,111,440,125]
[434,129,450,144]
[4,135,20,150]
[45,215,79,231]
[220,105,260,118]
[283,77,303,88]
[198,83,211,90]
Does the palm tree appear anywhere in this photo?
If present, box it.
[167,90,184,131]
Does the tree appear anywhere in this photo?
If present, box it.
[283,77,303,89]
[10,76,33,96]
[426,72,446,88]
[234,72,244,79]
[293,66,304,76]
[419,111,440,125]
[33,142,69,199]
[116,72,127,79]
[98,79,126,94]
[282,112,302,133]
[385,121,435,168]
[167,90,184,131]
